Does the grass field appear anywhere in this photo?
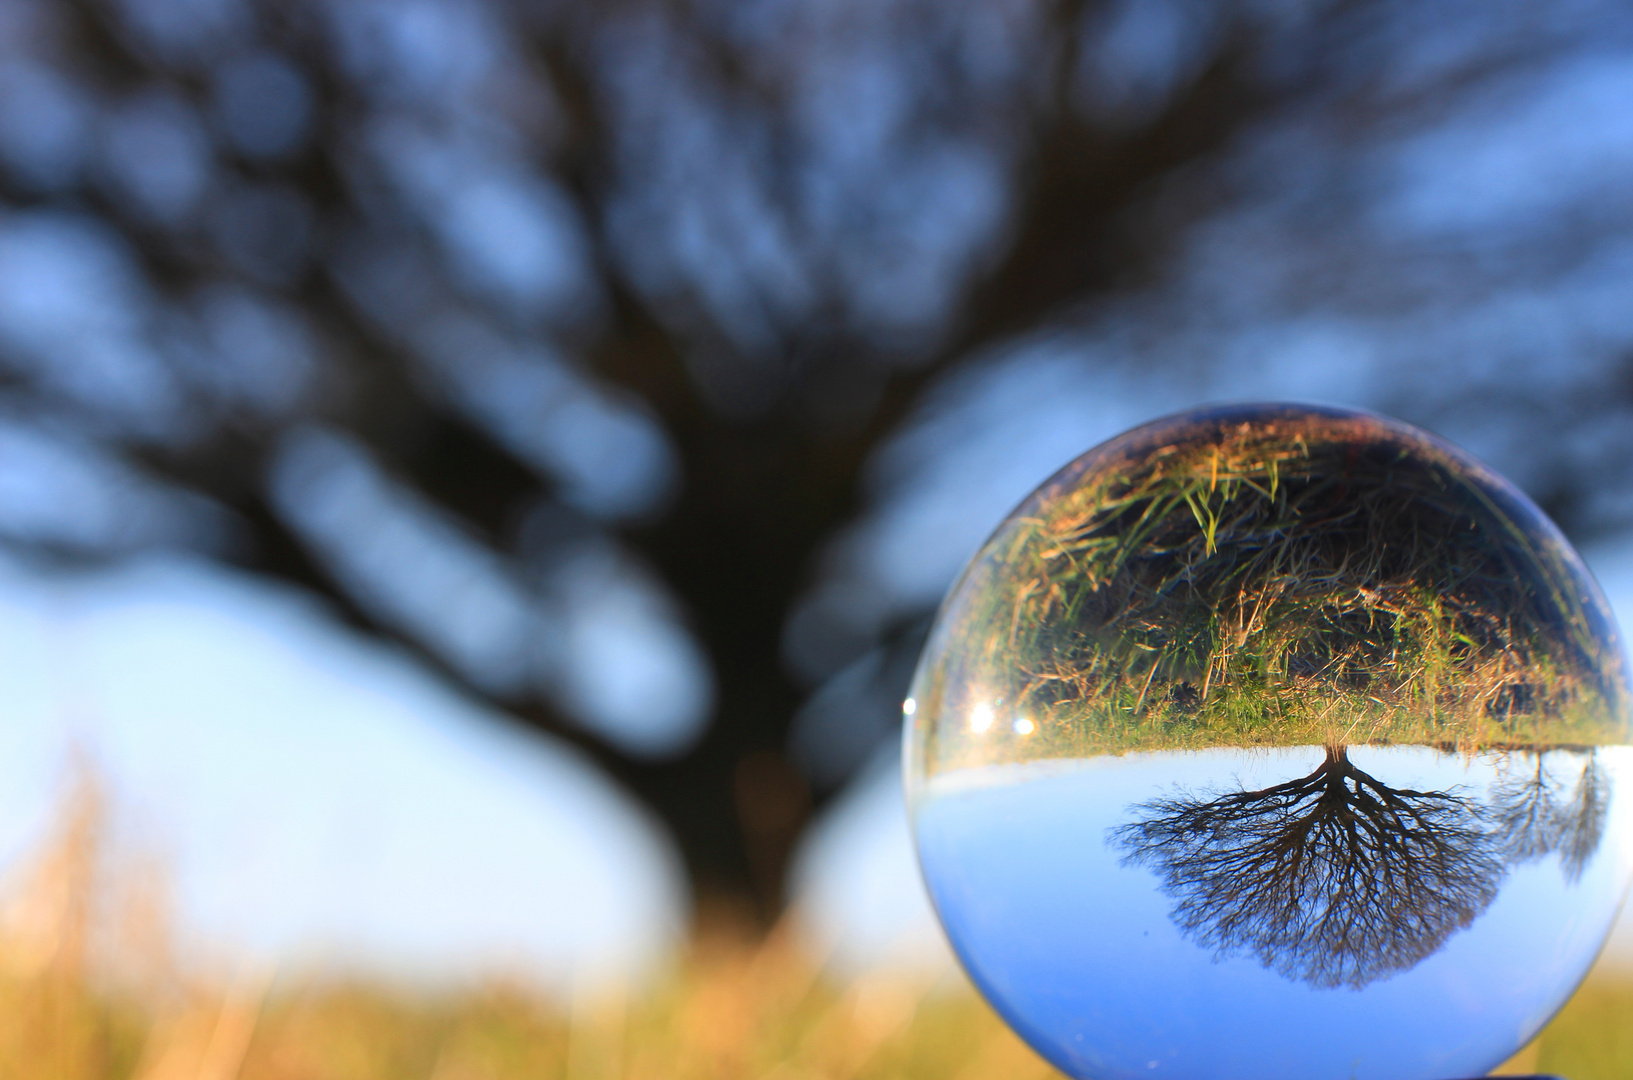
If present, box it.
[1,900,1629,1080]
[3,943,1628,1080]
[2,774,1629,1079]
[914,410,1630,777]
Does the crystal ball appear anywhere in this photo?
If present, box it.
[904,404,1633,1080]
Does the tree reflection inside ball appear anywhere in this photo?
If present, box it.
[904,404,1633,1080]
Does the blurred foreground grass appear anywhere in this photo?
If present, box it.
[0,925,1059,1080]
[1,777,1628,1079]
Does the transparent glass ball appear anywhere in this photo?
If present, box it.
[905,404,1633,1080]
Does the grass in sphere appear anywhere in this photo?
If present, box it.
[918,411,1629,774]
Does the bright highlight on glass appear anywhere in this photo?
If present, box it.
[904,404,1633,1080]
[970,704,994,733]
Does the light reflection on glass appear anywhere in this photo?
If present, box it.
[969,703,994,734]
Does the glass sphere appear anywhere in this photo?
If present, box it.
[905,404,1633,1080]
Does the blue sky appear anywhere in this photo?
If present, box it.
[0,552,685,992]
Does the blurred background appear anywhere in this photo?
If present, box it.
[4,0,1633,1075]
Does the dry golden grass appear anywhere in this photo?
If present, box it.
[2,767,1627,1079]
[0,773,1055,1080]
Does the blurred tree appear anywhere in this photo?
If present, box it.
[1490,750,1610,883]
[2,0,1632,914]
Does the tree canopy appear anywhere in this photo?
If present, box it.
[5,0,1633,910]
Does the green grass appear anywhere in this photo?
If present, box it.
[916,408,1630,776]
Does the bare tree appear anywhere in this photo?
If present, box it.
[1115,747,1503,989]
[1114,747,1613,989]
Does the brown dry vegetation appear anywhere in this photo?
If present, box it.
[0,774,1057,1080]
[1,770,1626,1080]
